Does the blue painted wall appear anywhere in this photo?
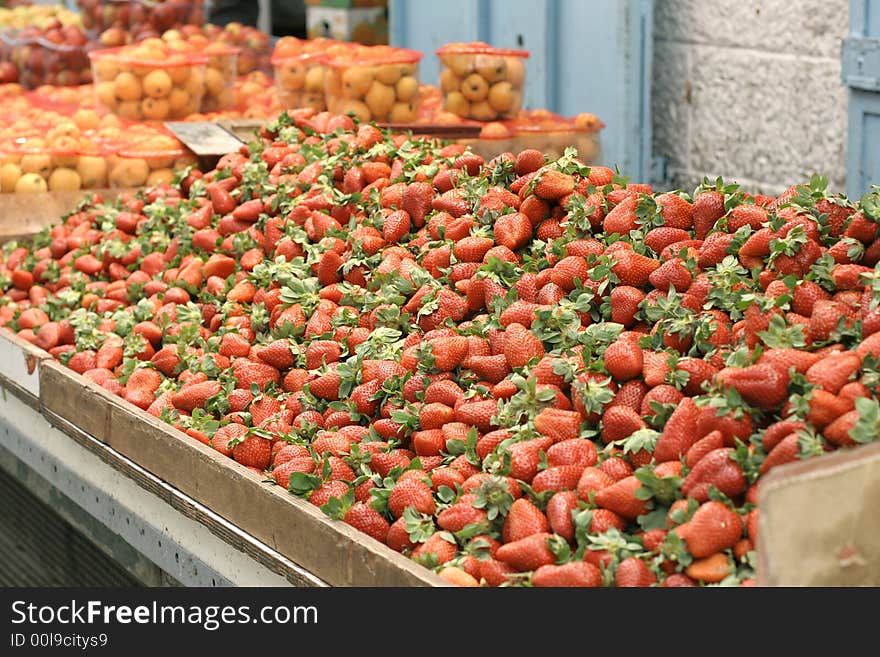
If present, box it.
[845,0,880,199]
[389,0,653,180]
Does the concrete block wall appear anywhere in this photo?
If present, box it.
[652,0,849,195]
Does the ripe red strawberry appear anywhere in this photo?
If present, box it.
[757,348,821,374]
[479,558,517,587]
[502,498,550,543]
[531,464,584,493]
[692,190,725,239]
[212,423,248,457]
[514,149,545,175]
[172,380,221,412]
[437,503,489,532]
[608,285,645,327]
[681,448,747,502]
[370,450,412,477]
[600,406,645,444]
[402,182,434,227]
[232,359,280,390]
[615,557,657,587]
[534,408,581,443]
[550,255,589,291]
[675,501,742,558]
[232,433,272,470]
[676,357,719,396]
[648,258,692,292]
[494,212,532,251]
[502,322,545,368]
[716,363,789,409]
[532,169,575,200]
[546,490,578,540]
[685,430,725,469]
[546,438,598,469]
[343,502,390,544]
[805,352,861,394]
[599,456,635,481]
[823,409,859,447]
[603,195,639,235]
[419,402,455,430]
[728,204,768,231]
[382,209,411,243]
[495,532,556,571]
[507,436,554,482]
[533,562,602,587]
[653,396,700,463]
[603,339,643,381]
[387,478,436,518]
[656,192,693,230]
[453,236,495,263]
[593,475,647,520]
[611,249,660,287]
[645,227,691,254]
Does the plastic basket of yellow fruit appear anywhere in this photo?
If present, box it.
[322,45,422,123]
[88,39,209,121]
[436,42,528,122]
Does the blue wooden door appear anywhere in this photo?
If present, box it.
[844,1,880,198]
[389,0,653,181]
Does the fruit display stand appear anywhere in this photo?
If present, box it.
[0,328,446,587]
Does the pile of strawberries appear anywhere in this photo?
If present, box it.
[2,109,880,587]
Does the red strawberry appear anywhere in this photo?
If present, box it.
[534,408,581,443]
[656,192,693,230]
[507,436,554,482]
[232,433,272,470]
[546,438,598,469]
[715,363,789,409]
[600,406,645,444]
[681,448,746,502]
[502,498,549,543]
[172,380,221,412]
[437,503,489,532]
[805,352,861,394]
[685,430,725,469]
[533,562,602,587]
[503,322,545,368]
[494,212,532,251]
[387,478,436,518]
[615,557,657,587]
[603,339,643,381]
[593,475,647,520]
[550,255,589,291]
[343,502,390,543]
[546,491,578,540]
[402,182,434,227]
[495,533,556,571]
[692,190,724,239]
[514,149,545,175]
[609,286,645,327]
[675,501,742,558]
[611,250,660,287]
[652,397,700,463]
[648,258,692,292]
[533,169,575,200]
[532,465,585,493]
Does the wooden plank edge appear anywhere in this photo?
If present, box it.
[0,328,48,398]
[38,360,449,588]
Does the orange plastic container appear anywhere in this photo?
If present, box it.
[89,43,208,121]
[108,136,196,188]
[323,46,422,123]
[200,44,239,112]
[273,52,330,112]
[0,136,113,193]
[436,42,529,121]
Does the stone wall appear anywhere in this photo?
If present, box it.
[651,0,849,195]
